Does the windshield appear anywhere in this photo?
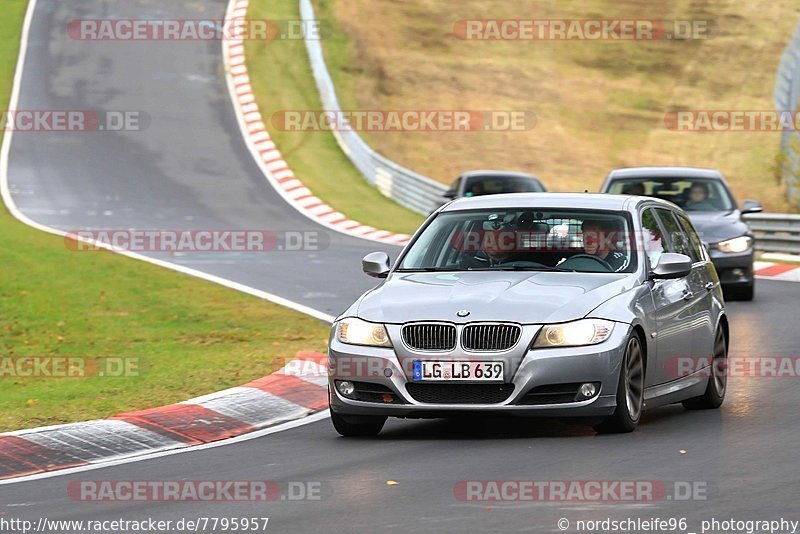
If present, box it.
[463,175,544,196]
[398,208,636,273]
[608,177,735,212]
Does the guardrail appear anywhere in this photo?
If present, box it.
[774,22,800,206]
[300,0,446,215]
[746,213,800,255]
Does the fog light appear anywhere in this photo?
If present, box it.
[732,268,745,278]
[336,380,356,398]
[577,382,598,400]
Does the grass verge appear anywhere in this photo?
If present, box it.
[758,253,800,265]
[0,0,329,432]
[245,0,425,235]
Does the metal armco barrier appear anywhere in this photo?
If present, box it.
[300,0,446,215]
[774,22,800,207]
[746,213,800,254]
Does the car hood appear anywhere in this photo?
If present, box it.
[355,271,635,324]
[686,210,748,243]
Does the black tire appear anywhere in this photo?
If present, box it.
[330,410,386,437]
[594,333,645,434]
[682,327,727,410]
[725,283,754,301]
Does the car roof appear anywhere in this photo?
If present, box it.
[441,192,676,212]
[607,166,723,180]
[458,170,539,180]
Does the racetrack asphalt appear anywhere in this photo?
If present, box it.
[3,1,800,533]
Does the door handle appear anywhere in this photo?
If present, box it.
[705,282,715,291]
[683,290,694,301]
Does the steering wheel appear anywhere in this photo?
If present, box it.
[561,254,613,272]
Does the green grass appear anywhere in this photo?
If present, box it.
[245,0,425,235]
[0,0,329,431]
[757,254,800,265]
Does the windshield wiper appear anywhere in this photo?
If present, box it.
[397,265,577,273]
[467,265,575,272]
[395,267,456,272]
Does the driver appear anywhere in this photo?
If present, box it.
[460,223,523,268]
[464,230,520,267]
[581,219,628,272]
[685,182,714,210]
[622,182,645,196]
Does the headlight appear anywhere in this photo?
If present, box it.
[715,236,752,254]
[336,317,392,347]
[533,319,615,348]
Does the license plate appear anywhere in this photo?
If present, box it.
[412,361,504,382]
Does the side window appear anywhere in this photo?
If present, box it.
[675,213,704,262]
[654,208,694,260]
[640,208,665,269]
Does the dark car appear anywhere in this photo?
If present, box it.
[600,166,762,300]
[435,170,547,210]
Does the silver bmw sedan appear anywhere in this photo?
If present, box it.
[328,193,728,435]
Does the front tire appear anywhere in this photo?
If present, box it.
[682,327,727,410]
[330,410,386,437]
[594,333,645,434]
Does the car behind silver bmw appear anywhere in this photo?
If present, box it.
[329,193,729,436]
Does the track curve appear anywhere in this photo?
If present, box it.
[4,0,398,318]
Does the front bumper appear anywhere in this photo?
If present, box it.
[708,247,754,287]
[328,324,630,418]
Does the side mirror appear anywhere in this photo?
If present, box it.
[362,251,391,278]
[442,189,456,200]
[651,253,692,280]
[742,199,763,214]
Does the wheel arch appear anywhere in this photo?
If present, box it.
[628,321,648,373]
[717,312,729,347]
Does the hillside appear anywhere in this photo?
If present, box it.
[315,0,799,212]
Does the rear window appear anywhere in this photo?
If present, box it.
[463,176,544,196]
